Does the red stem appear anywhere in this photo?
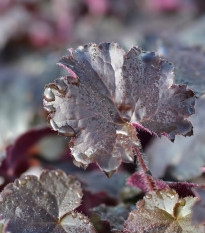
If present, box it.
[133,146,155,191]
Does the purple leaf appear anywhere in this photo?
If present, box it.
[0,169,96,233]
[127,172,169,192]
[168,182,197,198]
[124,189,204,233]
[127,171,197,197]
[43,42,195,175]
[192,187,205,225]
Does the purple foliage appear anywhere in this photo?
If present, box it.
[127,171,198,197]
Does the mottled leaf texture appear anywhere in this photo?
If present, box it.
[0,170,95,233]
[124,189,204,233]
[147,93,205,180]
[127,171,197,197]
[43,42,195,174]
[92,203,134,233]
[192,187,205,225]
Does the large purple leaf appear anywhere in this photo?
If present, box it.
[0,170,95,233]
[43,42,195,174]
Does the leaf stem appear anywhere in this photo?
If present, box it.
[133,146,155,191]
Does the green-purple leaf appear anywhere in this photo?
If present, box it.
[124,189,204,233]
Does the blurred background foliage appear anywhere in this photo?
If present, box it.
[0,0,205,192]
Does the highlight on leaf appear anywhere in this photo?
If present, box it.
[43,42,195,175]
[0,169,96,233]
[124,189,204,233]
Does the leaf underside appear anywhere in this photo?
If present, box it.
[43,42,195,174]
[0,170,95,233]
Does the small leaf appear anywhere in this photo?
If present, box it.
[192,187,205,225]
[0,169,95,233]
[124,189,204,233]
[43,42,195,174]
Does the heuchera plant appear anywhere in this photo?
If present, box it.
[1,42,205,232]
[43,42,195,177]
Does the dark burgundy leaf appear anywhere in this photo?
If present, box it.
[0,169,96,233]
[0,126,55,190]
[77,190,117,217]
[192,187,205,225]
[43,42,195,175]
[168,182,197,198]
[127,171,168,192]
[127,171,197,197]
